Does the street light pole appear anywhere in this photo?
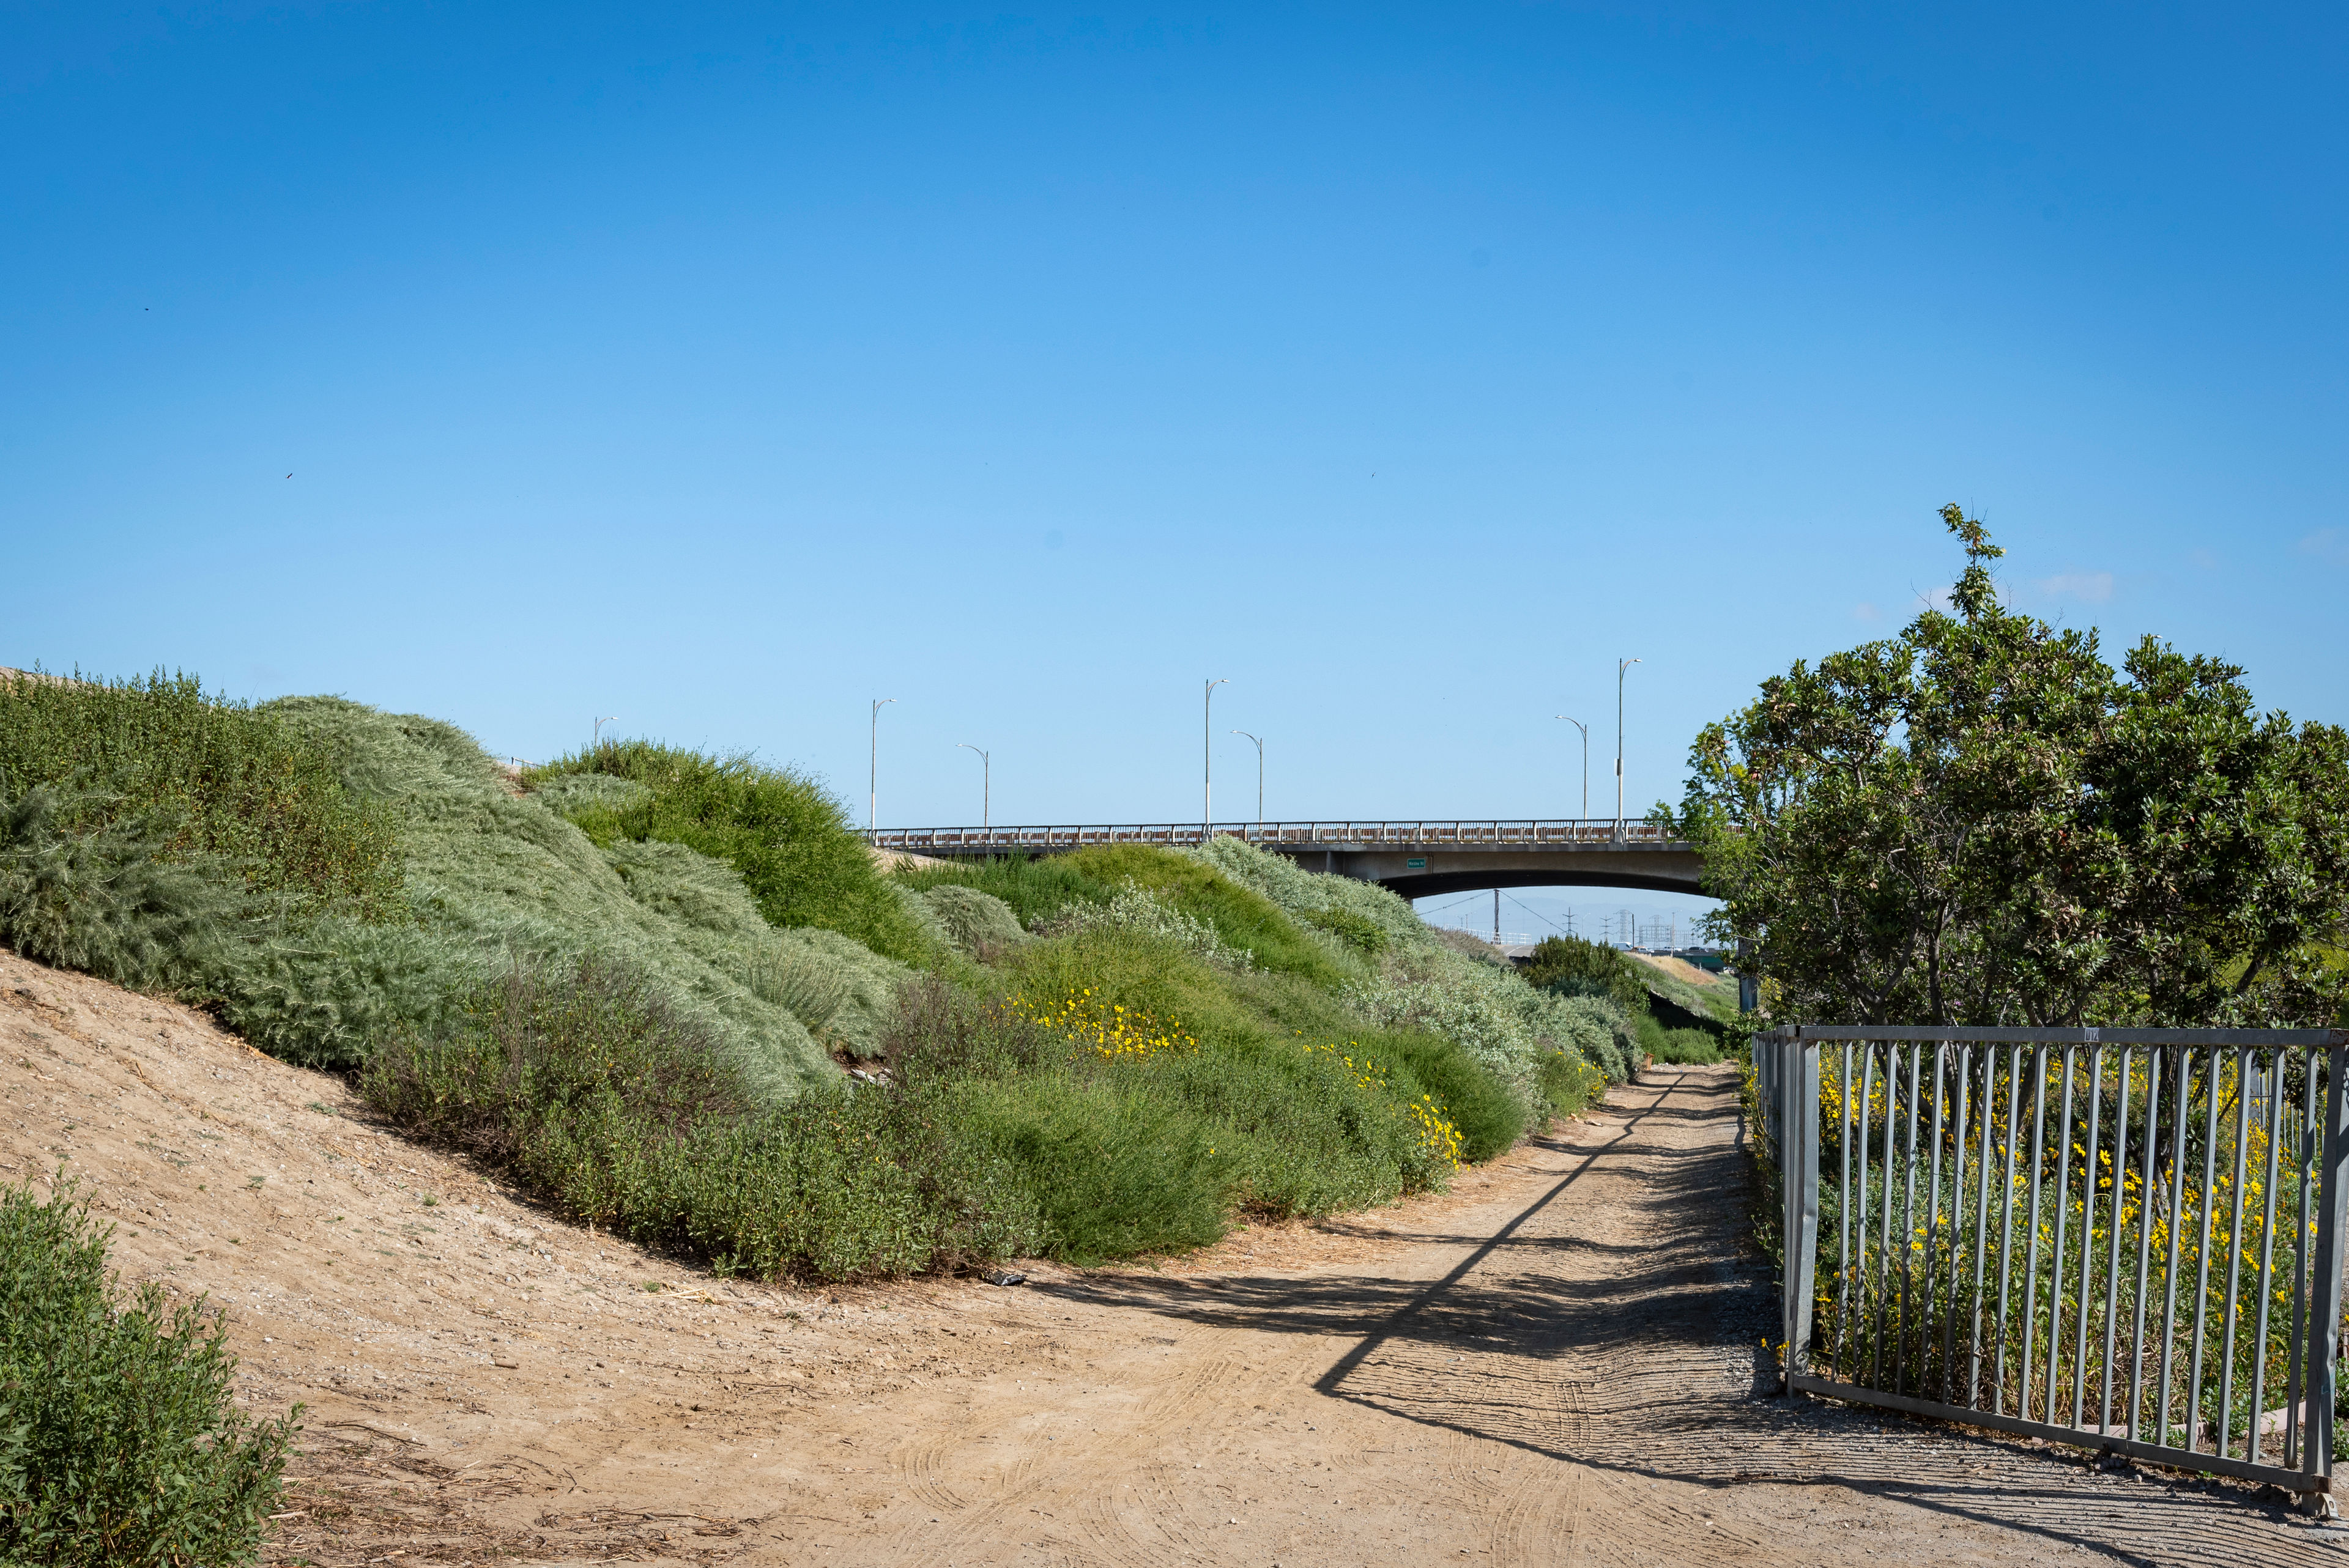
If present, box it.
[1230,731,1263,826]
[1615,658,1641,838]
[956,743,990,830]
[1555,715,1588,823]
[868,698,896,839]
[1203,678,1228,840]
[592,715,618,755]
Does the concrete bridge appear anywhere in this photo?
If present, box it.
[869,819,1707,899]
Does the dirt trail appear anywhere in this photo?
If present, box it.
[1,948,2332,1566]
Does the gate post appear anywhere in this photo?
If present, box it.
[2304,1043,2349,1501]
[1781,1030,1819,1393]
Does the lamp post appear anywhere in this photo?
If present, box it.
[956,743,990,831]
[868,698,896,838]
[1555,715,1589,824]
[1615,658,1641,839]
[1230,730,1263,826]
[1203,678,1228,840]
[592,715,618,754]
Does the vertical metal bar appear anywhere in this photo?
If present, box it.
[1833,1042,1855,1383]
[1970,1043,1997,1410]
[2288,1048,2317,1471]
[1992,1043,2023,1415]
[2186,1048,2224,1452]
[2071,1043,2106,1431]
[2303,1046,2349,1488]
[2126,1046,2164,1441]
[1874,1041,1899,1390]
[1926,1041,1949,1403]
[2046,1043,2077,1427]
[2246,1048,2286,1466]
[2099,1047,2134,1435]
[2021,1045,2050,1421]
[1850,1046,1869,1380]
[1948,1043,1973,1405]
[2153,1046,2192,1448]
[1855,1042,1879,1386]
[1898,1043,1923,1394]
[2212,1048,2251,1458]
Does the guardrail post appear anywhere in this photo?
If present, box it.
[2304,1044,2349,1505]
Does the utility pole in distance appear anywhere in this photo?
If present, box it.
[1231,730,1264,825]
[1556,715,1588,823]
[593,715,618,754]
[956,743,990,830]
[1615,658,1642,840]
[868,698,896,840]
[1203,678,1228,840]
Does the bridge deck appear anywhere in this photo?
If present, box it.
[872,818,1686,854]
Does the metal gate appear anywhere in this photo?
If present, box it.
[1759,1025,2349,1498]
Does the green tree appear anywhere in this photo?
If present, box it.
[1522,933,1649,1014]
[1666,506,2349,1027]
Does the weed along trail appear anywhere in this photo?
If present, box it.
[2,947,2321,1567]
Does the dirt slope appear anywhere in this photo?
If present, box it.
[1,948,2329,1566]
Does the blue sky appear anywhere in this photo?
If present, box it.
[7,4,2343,936]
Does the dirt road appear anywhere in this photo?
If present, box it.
[1,949,2334,1565]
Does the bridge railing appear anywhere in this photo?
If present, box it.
[870,819,1686,856]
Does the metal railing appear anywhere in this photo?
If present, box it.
[872,818,1687,855]
[1761,1025,2349,1499]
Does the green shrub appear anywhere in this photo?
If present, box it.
[641,1084,1040,1281]
[1524,934,1650,1014]
[1138,1039,1441,1216]
[1057,845,1354,985]
[1362,1028,1526,1161]
[1037,880,1255,970]
[947,1072,1232,1263]
[1301,904,1389,957]
[0,1179,295,1566]
[895,852,1113,928]
[740,927,914,1062]
[919,884,1029,956]
[0,669,401,918]
[883,976,1060,1084]
[1534,1049,1608,1119]
[365,956,1037,1280]
[997,928,1516,1224]
[1637,1012,1722,1065]
[1190,835,1431,951]
[248,701,834,1094]
[0,781,241,989]
[531,741,932,964]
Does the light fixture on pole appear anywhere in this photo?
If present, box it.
[1615,658,1642,840]
[956,743,990,832]
[868,698,896,839]
[1230,730,1264,826]
[593,715,618,753]
[1203,678,1228,840]
[1555,715,1589,824]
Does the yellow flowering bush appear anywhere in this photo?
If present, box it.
[1011,987,1198,1062]
[1298,1037,1464,1174]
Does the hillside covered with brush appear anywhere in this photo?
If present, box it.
[0,668,1663,1280]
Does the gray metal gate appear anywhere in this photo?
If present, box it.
[1760,1024,2349,1500]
